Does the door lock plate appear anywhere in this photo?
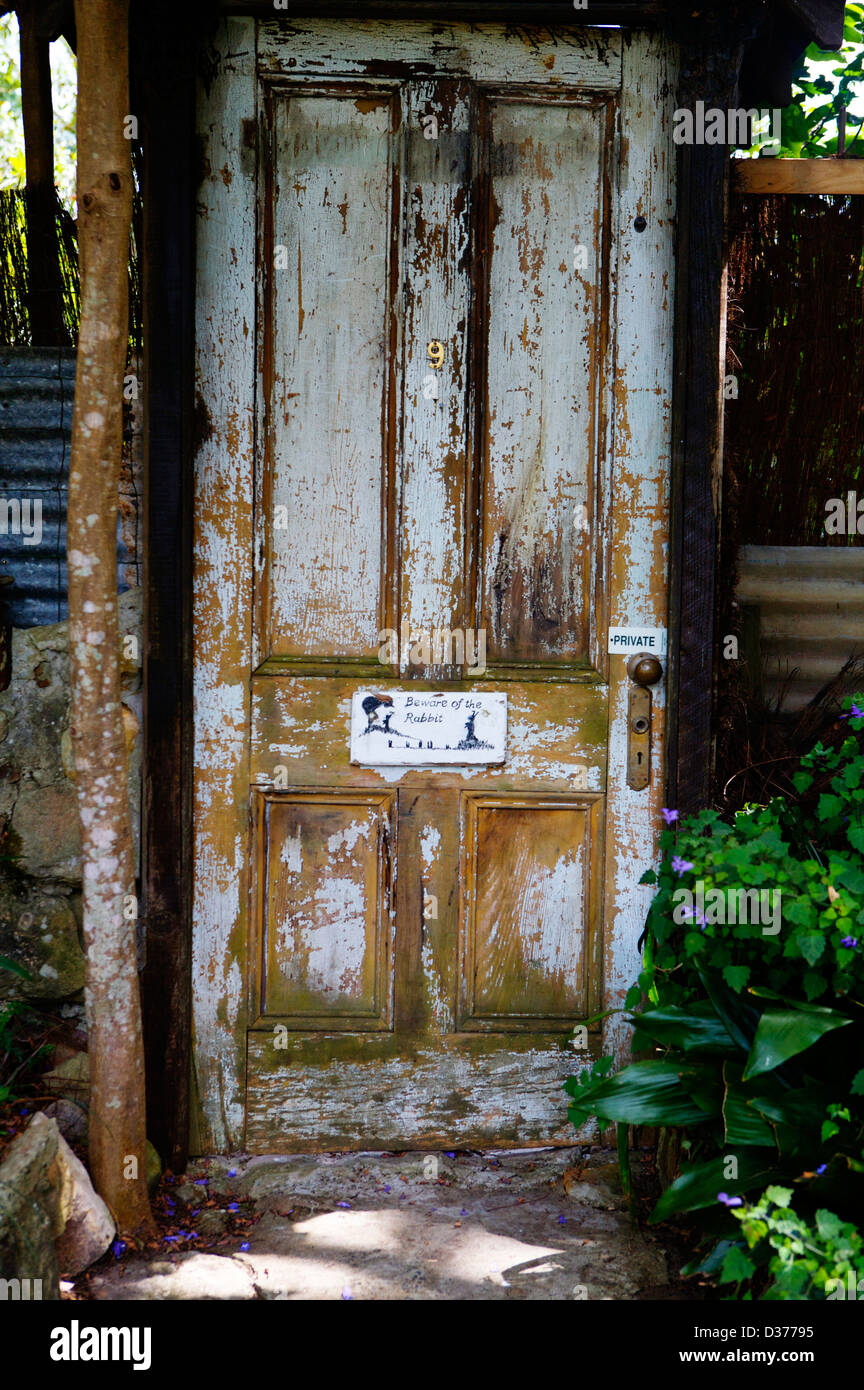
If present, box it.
[627,685,651,790]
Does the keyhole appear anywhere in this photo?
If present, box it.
[637,752,643,765]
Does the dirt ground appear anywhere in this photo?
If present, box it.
[76,1146,692,1302]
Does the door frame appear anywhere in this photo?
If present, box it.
[139,2,734,1161]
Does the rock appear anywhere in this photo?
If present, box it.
[0,876,84,999]
[41,1099,88,1148]
[54,1133,115,1276]
[194,1209,231,1237]
[0,1112,70,1299]
[12,784,80,880]
[562,1178,627,1211]
[563,1162,627,1211]
[89,1252,256,1301]
[42,1051,89,1106]
[0,586,142,890]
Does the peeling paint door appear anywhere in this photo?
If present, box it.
[193,19,677,1153]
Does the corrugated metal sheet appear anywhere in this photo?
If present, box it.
[737,545,864,711]
[0,348,139,628]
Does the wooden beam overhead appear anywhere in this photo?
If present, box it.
[733,157,864,195]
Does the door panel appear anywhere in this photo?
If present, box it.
[479,94,613,666]
[459,794,601,1030]
[193,18,676,1153]
[253,791,394,1029]
[261,85,401,660]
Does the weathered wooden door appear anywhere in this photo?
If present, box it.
[193,18,676,1153]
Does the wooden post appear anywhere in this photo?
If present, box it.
[665,33,748,814]
[134,0,208,1171]
[69,0,152,1232]
[17,2,67,345]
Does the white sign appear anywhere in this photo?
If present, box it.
[608,626,667,656]
[350,691,507,766]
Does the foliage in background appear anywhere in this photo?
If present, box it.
[0,184,79,344]
[716,1186,864,1300]
[748,2,864,157]
[0,13,76,208]
[724,193,864,547]
[566,695,864,1299]
[0,155,142,351]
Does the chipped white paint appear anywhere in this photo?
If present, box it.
[264,88,395,659]
[280,825,302,872]
[193,20,677,1151]
[327,818,372,857]
[419,825,441,870]
[192,17,257,1150]
[601,32,676,1066]
[257,20,622,87]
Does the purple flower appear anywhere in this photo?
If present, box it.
[342,1287,353,1300]
[381,1184,391,1193]
[816,1164,828,1176]
[680,904,708,928]
[841,936,859,949]
[557,1215,567,1225]
[337,1201,351,1209]
[193,1177,208,1186]
[661,808,679,825]
[228,1169,237,1178]
[461,1209,468,1216]
[239,1241,250,1252]
[717,1192,743,1209]
[111,1240,126,1259]
[445,1152,456,1159]
[227,1202,239,1212]
[671,855,693,876]
[163,1234,180,1243]
[842,705,864,719]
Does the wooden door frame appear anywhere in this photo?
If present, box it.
[139,0,739,1161]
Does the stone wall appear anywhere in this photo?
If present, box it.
[0,586,141,1006]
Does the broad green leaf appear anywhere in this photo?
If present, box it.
[723,1077,777,1148]
[743,1007,852,1080]
[723,965,750,993]
[719,1246,756,1285]
[651,1152,781,1222]
[798,933,825,966]
[569,1059,715,1127]
[624,1002,737,1056]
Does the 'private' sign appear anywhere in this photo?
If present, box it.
[608,626,667,655]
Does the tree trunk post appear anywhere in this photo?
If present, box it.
[69,0,152,1234]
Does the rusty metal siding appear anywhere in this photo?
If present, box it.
[0,348,139,627]
[737,545,864,711]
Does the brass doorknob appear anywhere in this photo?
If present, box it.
[627,652,663,687]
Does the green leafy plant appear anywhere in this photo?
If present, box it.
[714,1186,864,1301]
[749,3,864,158]
[565,696,864,1288]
